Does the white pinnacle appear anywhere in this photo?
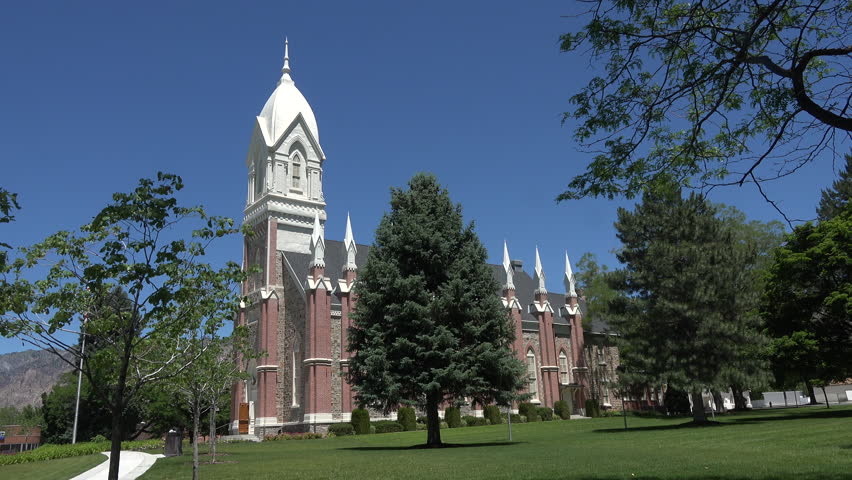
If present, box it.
[310,211,325,268]
[534,246,547,295]
[279,37,293,85]
[564,251,577,297]
[343,213,357,271]
[502,241,515,290]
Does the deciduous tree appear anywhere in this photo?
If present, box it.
[558,1,851,222]
[0,173,245,480]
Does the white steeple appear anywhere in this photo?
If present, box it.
[343,213,357,272]
[279,37,292,84]
[534,247,547,295]
[502,241,515,290]
[564,252,577,298]
[310,211,325,268]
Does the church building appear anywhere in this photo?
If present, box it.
[229,42,622,436]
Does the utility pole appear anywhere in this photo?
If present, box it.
[72,313,88,444]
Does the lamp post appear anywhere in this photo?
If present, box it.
[71,313,88,444]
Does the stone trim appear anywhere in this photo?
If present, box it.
[304,413,334,423]
[303,357,333,366]
[256,365,279,372]
[540,365,559,371]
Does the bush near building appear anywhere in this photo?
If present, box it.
[351,408,371,435]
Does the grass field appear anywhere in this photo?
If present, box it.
[137,405,851,480]
[0,453,106,480]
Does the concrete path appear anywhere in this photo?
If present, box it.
[70,451,164,480]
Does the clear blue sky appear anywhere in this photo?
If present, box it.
[0,1,842,354]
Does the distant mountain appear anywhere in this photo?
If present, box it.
[0,349,71,408]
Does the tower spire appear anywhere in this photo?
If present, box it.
[564,251,577,298]
[279,37,293,85]
[534,246,547,295]
[502,241,515,291]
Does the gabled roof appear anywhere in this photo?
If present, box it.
[281,240,612,334]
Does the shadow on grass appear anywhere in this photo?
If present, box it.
[571,476,851,480]
[340,441,523,451]
[593,407,852,433]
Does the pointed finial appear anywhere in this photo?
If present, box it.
[278,37,293,85]
[534,247,547,295]
[502,241,515,291]
[310,211,325,268]
[343,213,358,271]
[564,251,577,297]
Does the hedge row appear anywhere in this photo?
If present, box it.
[372,421,404,434]
[265,432,323,441]
[0,439,163,466]
[328,423,355,436]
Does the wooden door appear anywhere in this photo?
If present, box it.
[238,403,249,434]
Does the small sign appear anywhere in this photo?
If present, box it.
[0,431,5,441]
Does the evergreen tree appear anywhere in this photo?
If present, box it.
[607,191,763,422]
[347,174,525,447]
[817,154,852,221]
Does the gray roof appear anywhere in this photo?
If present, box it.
[282,240,612,334]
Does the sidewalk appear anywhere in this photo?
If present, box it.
[69,451,164,480]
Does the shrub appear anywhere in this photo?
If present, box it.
[519,415,528,423]
[416,423,427,431]
[462,415,488,427]
[90,434,108,443]
[518,402,536,419]
[460,419,468,427]
[416,415,428,424]
[537,407,554,421]
[351,408,371,434]
[373,421,404,434]
[585,399,601,418]
[664,388,692,415]
[444,407,462,428]
[554,400,571,420]
[509,413,523,423]
[397,407,416,431]
[0,439,164,466]
[439,421,448,429]
[484,405,502,425]
[369,426,376,434]
[328,423,354,436]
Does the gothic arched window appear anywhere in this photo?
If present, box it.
[558,351,569,385]
[526,349,538,400]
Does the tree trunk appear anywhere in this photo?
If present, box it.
[731,386,746,410]
[108,346,131,480]
[690,391,707,423]
[712,391,725,413]
[192,401,200,480]
[426,393,442,447]
[805,381,818,404]
[821,386,830,409]
[783,391,788,407]
[209,398,217,464]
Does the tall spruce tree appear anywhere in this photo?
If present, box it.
[607,191,763,422]
[347,174,525,447]
[817,154,852,221]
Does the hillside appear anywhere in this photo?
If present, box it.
[0,349,71,408]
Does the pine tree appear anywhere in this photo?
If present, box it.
[607,191,763,422]
[817,154,852,221]
[347,174,525,447]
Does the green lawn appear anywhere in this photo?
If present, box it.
[138,406,848,479]
[0,453,106,480]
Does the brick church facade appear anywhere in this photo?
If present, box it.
[229,42,622,436]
